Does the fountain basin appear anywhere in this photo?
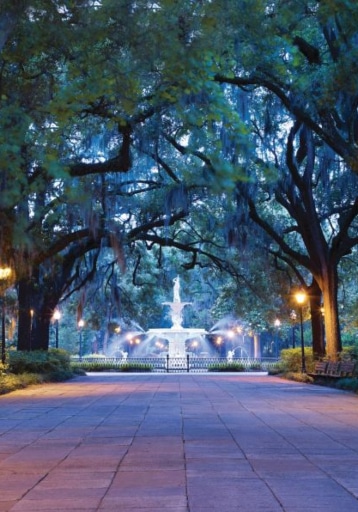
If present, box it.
[147,328,207,358]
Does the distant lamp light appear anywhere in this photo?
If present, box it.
[78,319,85,360]
[53,310,61,349]
[295,291,306,305]
[53,310,61,321]
[0,267,11,280]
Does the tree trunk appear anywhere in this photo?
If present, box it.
[17,274,59,352]
[17,279,33,351]
[308,278,325,359]
[320,265,342,360]
[31,304,52,351]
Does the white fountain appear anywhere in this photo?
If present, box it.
[147,276,207,358]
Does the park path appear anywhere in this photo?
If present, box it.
[0,372,358,511]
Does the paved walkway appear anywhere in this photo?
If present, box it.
[0,373,358,512]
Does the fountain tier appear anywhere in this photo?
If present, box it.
[147,327,207,358]
[147,276,207,358]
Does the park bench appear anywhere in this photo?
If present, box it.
[308,361,356,379]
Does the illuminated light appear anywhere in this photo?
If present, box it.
[227,330,235,339]
[295,291,306,304]
[216,336,222,345]
[0,267,11,280]
[78,319,85,328]
[53,310,61,321]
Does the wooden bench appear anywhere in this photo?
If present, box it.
[309,361,328,376]
[338,361,356,377]
[308,361,355,379]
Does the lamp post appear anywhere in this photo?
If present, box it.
[78,319,85,361]
[0,267,12,365]
[53,310,61,349]
[295,290,307,373]
[274,318,281,358]
[290,310,297,348]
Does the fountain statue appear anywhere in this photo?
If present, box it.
[162,276,191,329]
[147,276,207,359]
[173,276,180,302]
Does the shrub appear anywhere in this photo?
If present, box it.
[8,349,72,376]
[249,363,262,371]
[0,373,49,395]
[335,378,358,393]
[0,362,8,375]
[72,360,153,372]
[280,347,315,373]
[267,362,285,375]
[283,372,314,383]
[120,363,152,373]
[208,362,246,372]
[341,345,358,361]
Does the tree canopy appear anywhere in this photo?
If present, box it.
[1,0,358,359]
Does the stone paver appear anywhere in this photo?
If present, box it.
[0,373,358,511]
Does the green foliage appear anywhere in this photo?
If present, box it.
[341,345,358,361]
[8,349,72,375]
[282,372,314,384]
[72,361,152,372]
[0,362,8,375]
[120,363,152,373]
[280,348,315,373]
[0,348,75,395]
[1,0,357,360]
[0,373,43,395]
[208,362,245,372]
[249,362,263,371]
[267,362,286,375]
[335,378,358,393]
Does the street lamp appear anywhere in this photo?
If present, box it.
[78,319,85,361]
[53,310,61,349]
[295,290,307,373]
[274,318,281,358]
[290,310,297,348]
[0,267,12,365]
